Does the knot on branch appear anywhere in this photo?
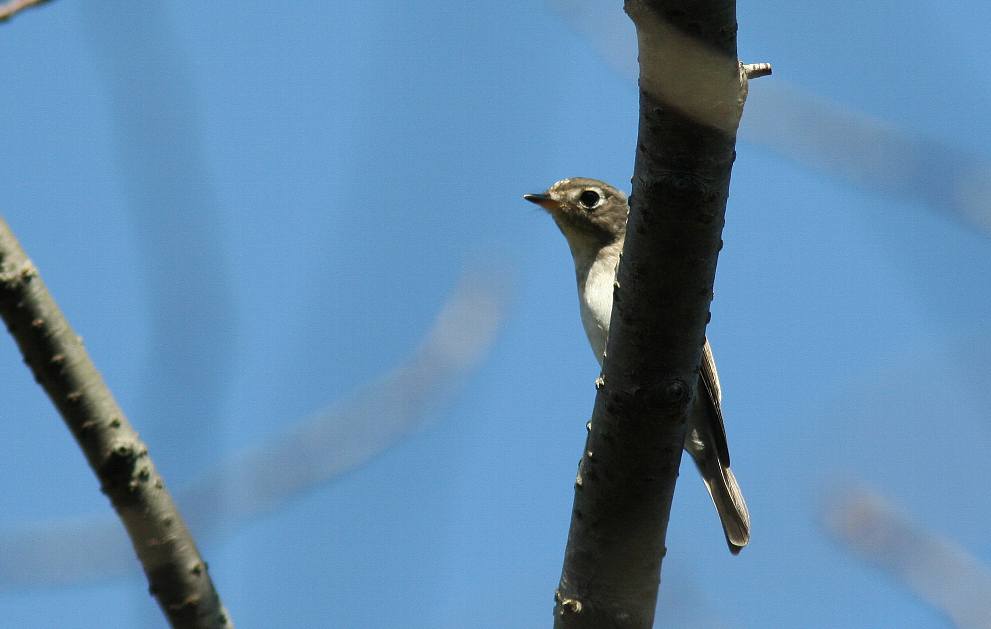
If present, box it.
[625,378,694,418]
[99,441,149,500]
[0,260,37,292]
[662,379,690,405]
[555,589,583,616]
[653,170,712,205]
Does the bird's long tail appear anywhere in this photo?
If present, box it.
[690,446,751,554]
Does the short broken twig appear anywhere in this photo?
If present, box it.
[743,62,773,80]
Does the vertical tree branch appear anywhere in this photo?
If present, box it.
[554,1,756,627]
[0,219,233,629]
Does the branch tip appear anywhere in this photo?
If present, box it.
[743,62,773,80]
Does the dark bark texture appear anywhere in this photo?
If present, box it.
[554,1,744,627]
[0,219,232,629]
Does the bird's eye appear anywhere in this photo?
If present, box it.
[578,190,601,209]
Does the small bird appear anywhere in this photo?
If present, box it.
[525,177,750,554]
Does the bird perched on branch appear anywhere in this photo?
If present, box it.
[524,177,750,553]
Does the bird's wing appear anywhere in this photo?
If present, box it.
[698,337,731,465]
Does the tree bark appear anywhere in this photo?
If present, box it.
[554,1,754,626]
[0,219,233,629]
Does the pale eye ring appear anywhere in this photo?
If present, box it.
[578,189,602,209]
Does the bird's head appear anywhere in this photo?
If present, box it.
[524,178,628,253]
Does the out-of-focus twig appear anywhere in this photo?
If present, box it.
[0,0,51,22]
[181,271,507,532]
[82,5,236,466]
[744,82,991,235]
[548,0,991,236]
[825,485,991,629]
[0,268,508,586]
[0,219,232,629]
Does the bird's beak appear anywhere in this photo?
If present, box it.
[523,193,561,212]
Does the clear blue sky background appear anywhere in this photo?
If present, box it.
[2,1,991,627]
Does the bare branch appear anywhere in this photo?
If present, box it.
[0,0,52,22]
[825,486,991,629]
[0,219,232,629]
[0,270,507,586]
[555,1,754,626]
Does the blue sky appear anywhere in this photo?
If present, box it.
[2,1,990,627]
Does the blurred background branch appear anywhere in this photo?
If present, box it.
[0,270,508,586]
[548,0,991,235]
[81,3,236,474]
[825,485,991,629]
[0,0,52,22]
